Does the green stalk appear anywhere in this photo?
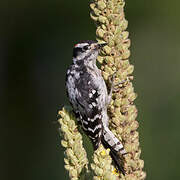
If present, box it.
[90,0,146,179]
[58,107,89,180]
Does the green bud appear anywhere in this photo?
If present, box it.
[98,15,108,23]
[103,46,112,54]
[97,1,106,10]
[96,28,105,38]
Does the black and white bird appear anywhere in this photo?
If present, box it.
[65,40,126,174]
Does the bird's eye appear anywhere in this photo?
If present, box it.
[83,46,89,51]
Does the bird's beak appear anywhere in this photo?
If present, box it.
[91,42,107,50]
[97,42,108,48]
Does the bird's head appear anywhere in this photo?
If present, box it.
[72,40,107,63]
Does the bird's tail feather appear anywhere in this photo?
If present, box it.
[101,126,126,175]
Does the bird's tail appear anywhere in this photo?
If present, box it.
[101,126,126,175]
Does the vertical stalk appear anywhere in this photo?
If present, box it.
[58,108,89,180]
[90,0,146,179]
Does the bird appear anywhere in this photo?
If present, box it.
[65,40,126,174]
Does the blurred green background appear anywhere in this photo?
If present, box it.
[1,0,180,179]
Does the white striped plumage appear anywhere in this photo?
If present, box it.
[65,40,126,174]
